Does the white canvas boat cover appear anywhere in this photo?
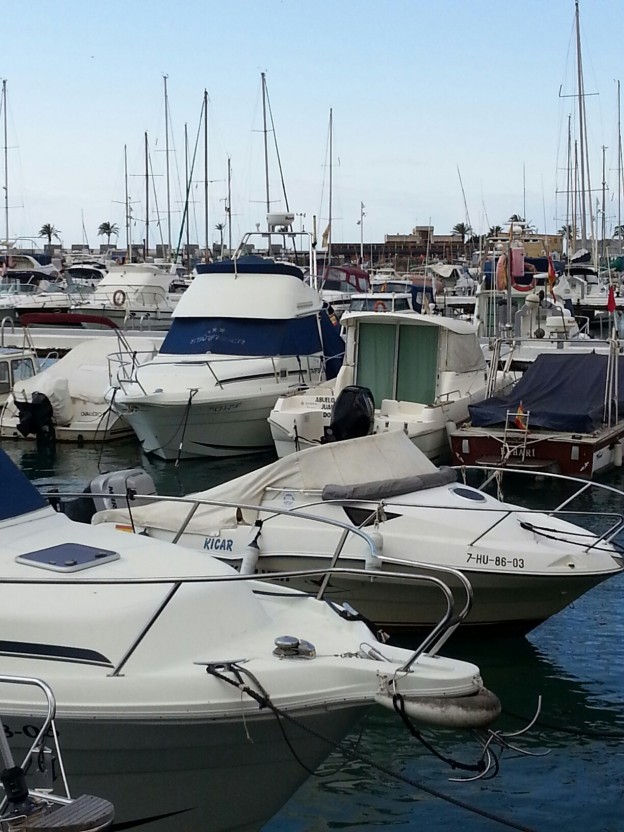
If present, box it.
[12,337,157,404]
[92,430,439,532]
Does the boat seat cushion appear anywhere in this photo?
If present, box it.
[321,467,457,502]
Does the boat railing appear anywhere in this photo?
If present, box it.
[452,464,624,550]
[0,675,73,811]
[258,485,623,556]
[46,489,474,662]
[109,351,325,394]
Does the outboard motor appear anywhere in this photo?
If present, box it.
[14,392,56,451]
[52,468,157,524]
[323,385,375,443]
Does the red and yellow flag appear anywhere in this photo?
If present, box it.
[547,254,557,301]
[514,402,527,430]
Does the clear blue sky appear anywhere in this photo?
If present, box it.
[1,0,622,250]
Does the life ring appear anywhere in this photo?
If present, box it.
[113,289,126,307]
[374,300,387,312]
[511,276,536,293]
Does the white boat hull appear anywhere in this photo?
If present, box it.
[4,706,363,832]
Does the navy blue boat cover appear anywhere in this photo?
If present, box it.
[469,352,623,433]
[0,449,47,520]
[161,311,345,379]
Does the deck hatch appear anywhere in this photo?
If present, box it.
[16,542,120,572]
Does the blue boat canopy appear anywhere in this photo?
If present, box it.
[160,310,345,379]
[0,449,47,521]
[469,352,624,434]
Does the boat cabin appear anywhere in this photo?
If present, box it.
[0,347,38,401]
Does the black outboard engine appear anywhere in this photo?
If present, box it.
[52,468,158,524]
[323,385,375,443]
[14,393,56,451]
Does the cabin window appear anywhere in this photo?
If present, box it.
[11,358,36,383]
[0,361,9,394]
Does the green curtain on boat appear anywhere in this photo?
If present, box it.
[396,324,438,404]
[355,322,395,404]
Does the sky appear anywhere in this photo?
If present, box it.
[1,0,623,252]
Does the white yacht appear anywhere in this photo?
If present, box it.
[0,446,501,832]
[91,431,624,637]
[73,262,182,330]
[269,309,510,461]
[109,254,345,460]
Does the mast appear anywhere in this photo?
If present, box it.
[601,144,607,261]
[144,132,149,260]
[328,107,333,265]
[261,72,270,216]
[124,144,131,261]
[575,0,592,248]
[163,74,171,260]
[2,80,8,249]
[184,122,190,265]
[203,89,209,262]
[226,156,232,256]
[618,80,622,254]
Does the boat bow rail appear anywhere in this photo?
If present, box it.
[47,489,475,659]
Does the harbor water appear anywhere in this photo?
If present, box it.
[4,438,623,832]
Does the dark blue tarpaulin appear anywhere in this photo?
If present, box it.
[160,311,345,378]
[0,449,46,520]
[469,352,623,433]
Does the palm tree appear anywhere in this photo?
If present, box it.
[613,225,624,239]
[97,222,119,246]
[38,223,61,246]
[488,225,503,237]
[508,214,525,223]
[215,223,225,257]
[451,222,472,244]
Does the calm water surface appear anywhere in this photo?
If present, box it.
[4,438,624,832]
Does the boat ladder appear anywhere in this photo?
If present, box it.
[0,675,114,832]
[501,407,531,463]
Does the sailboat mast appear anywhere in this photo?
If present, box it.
[618,80,622,254]
[144,131,149,260]
[575,0,588,247]
[601,145,607,260]
[163,74,171,259]
[328,107,333,265]
[2,80,8,248]
[261,72,270,217]
[227,156,232,255]
[203,89,209,262]
[124,144,131,261]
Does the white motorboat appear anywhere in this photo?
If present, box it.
[1,335,158,443]
[0,446,501,832]
[269,309,512,461]
[108,253,345,460]
[73,263,182,330]
[91,431,624,637]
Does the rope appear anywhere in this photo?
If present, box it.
[502,708,624,739]
[174,388,198,467]
[205,663,537,832]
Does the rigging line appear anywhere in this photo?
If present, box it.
[264,82,290,212]
[148,152,165,248]
[502,708,624,739]
[206,663,536,832]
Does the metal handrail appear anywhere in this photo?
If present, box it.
[0,567,460,674]
[0,675,72,812]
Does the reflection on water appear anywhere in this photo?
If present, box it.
[3,439,624,831]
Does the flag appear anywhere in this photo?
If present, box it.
[495,253,508,290]
[607,285,617,313]
[514,402,527,430]
[547,254,557,301]
[322,223,331,247]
